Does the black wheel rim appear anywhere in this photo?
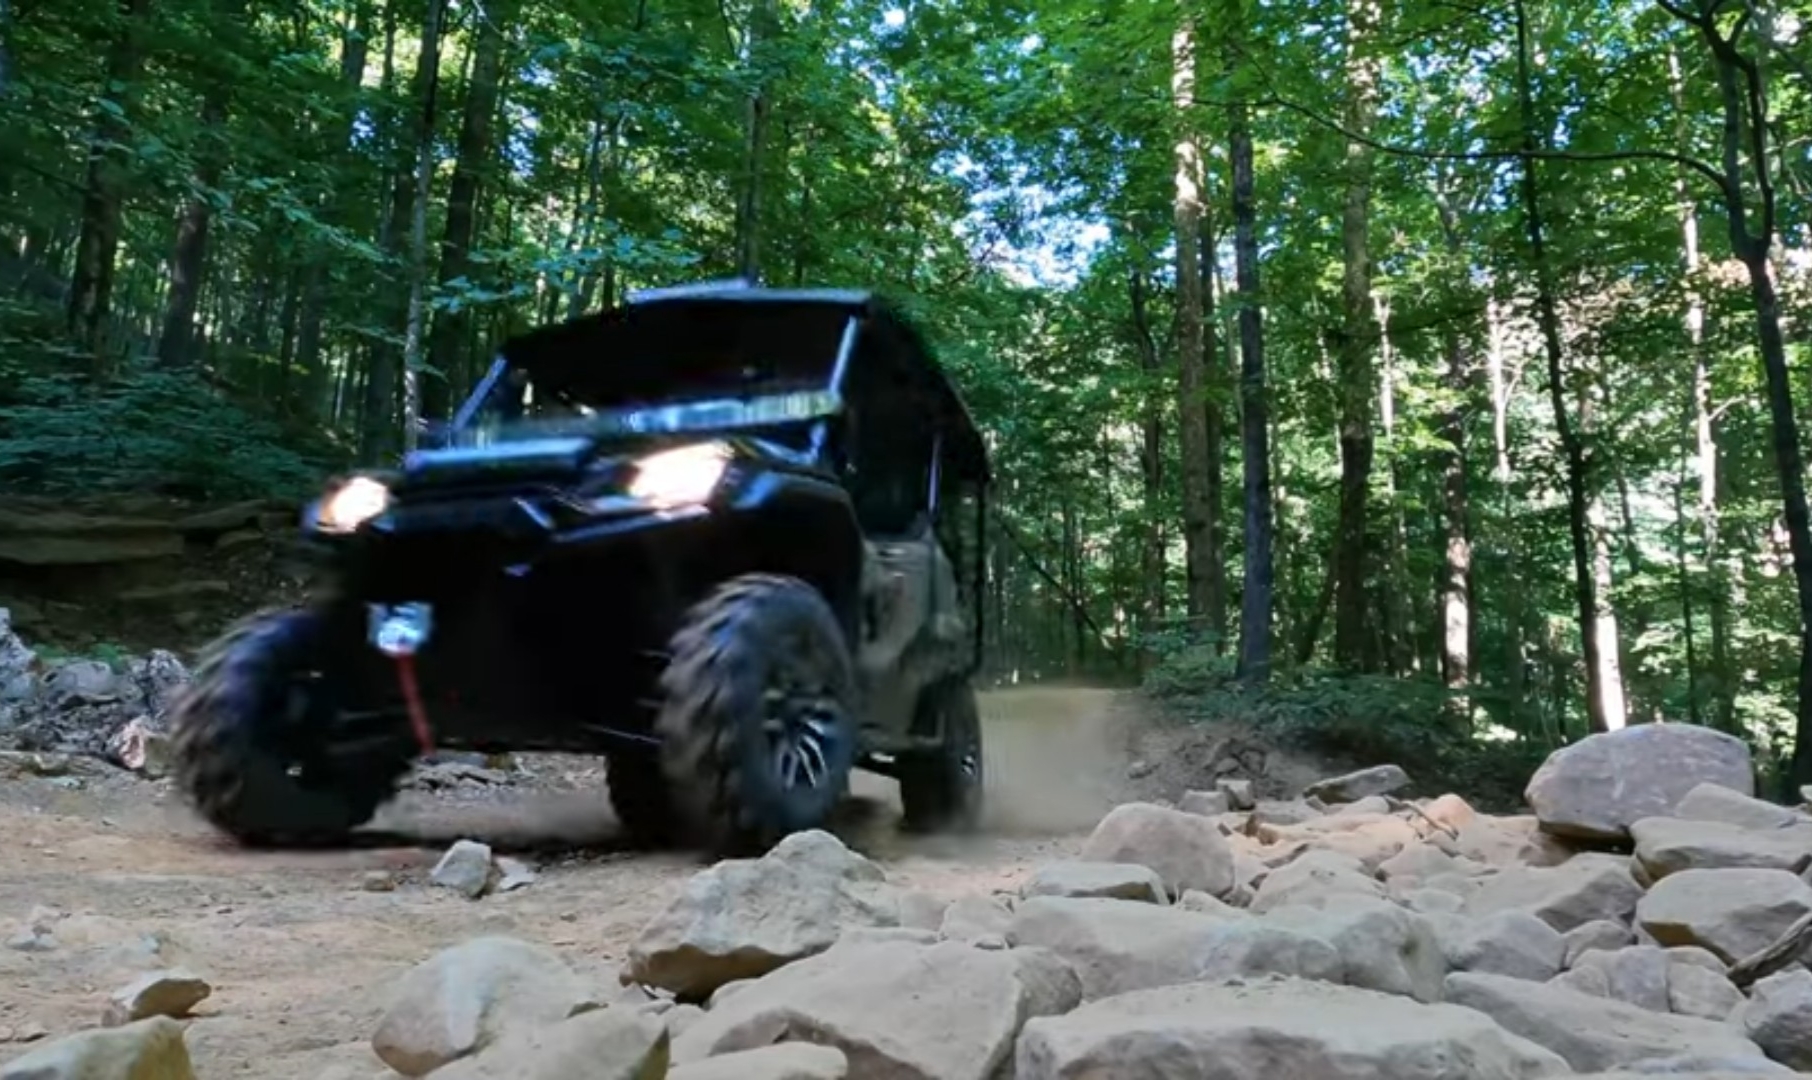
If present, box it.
[761,666,843,793]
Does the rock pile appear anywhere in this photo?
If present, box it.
[0,607,187,774]
[13,720,1812,1079]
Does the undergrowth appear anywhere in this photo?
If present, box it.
[0,364,330,502]
[1143,639,1557,811]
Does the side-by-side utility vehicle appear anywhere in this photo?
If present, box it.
[166,281,992,854]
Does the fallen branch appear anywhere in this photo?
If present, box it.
[1728,909,1812,989]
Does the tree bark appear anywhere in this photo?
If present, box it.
[1227,39,1273,684]
[66,0,152,372]
[295,0,374,419]
[1433,186,1474,712]
[423,0,514,421]
[155,0,249,369]
[397,0,446,453]
[1128,261,1167,652]
[1171,9,1218,638]
[734,0,776,281]
[1513,0,1619,733]
[1332,0,1380,671]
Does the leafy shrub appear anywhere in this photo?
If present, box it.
[0,369,328,501]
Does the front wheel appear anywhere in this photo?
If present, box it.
[168,607,413,847]
[898,679,985,834]
[654,573,858,856]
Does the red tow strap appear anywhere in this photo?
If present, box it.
[393,654,437,757]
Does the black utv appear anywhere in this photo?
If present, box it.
[166,281,991,855]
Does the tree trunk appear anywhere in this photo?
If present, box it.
[67,0,152,372]
[734,0,775,281]
[1171,9,1217,636]
[155,0,248,370]
[1580,380,1630,729]
[423,0,513,421]
[397,0,446,453]
[361,0,433,461]
[1202,217,1229,650]
[1434,187,1474,713]
[295,1,375,420]
[1128,262,1167,651]
[1513,0,1618,733]
[1228,52,1273,684]
[1332,0,1380,671]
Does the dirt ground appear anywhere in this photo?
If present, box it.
[0,686,1165,1078]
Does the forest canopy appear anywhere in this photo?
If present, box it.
[1,0,1810,795]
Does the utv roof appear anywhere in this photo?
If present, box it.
[499,281,990,482]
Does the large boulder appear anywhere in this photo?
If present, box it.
[370,936,597,1076]
[1006,896,1338,1001]
[1078,802,1235,899]
[426,1008,668,1080]
[624,831,903,1000]
[1635,867,1812,965]
[1525,724,1755,842]
[672,937,1080,1080]
[1303,765,1412,803]
[0,1016,194,1080]
[1629,817,1812,879]
[1738,968,1812,1071]
[1437,910,1567,983]
[1675,782,1808,832]
[668,1044,849,1080]
[1247,850,1386,913]
[1015,975,1569,1079]
[1020,861,1166,904]
[1444,971,1772,1073]
[1464,853,1644,932]
[1263,897,1447,1002]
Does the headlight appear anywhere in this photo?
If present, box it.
[317,476,391,533]
[628,442,731,509]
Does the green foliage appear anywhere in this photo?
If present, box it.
[1147,648,1556,810]
[0,369,327,501]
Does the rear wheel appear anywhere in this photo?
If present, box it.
[168,607,413,847]
[898,678,985,834]
[654,573,857,855]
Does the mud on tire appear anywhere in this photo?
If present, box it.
[654,573,857,856]
[169,606,412,847]
[898,678,985,834]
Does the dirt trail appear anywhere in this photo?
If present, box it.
[0,686,1146,1078]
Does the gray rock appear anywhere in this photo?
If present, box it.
[430,839,495,899]
[1304,764,1411,804]
[1525,723,1755,842]
[1022,861,1166,904]
[1563,920,1635,969]
[1636,867,1812,964]
[1739,968,1812,1070]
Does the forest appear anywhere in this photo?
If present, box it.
[0,0,1809,797]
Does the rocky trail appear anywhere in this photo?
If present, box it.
[9,612,1812,1077]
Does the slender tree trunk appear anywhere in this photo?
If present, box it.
[397,0,445,454]
[423,0,513,421]
[1332,0,1381,671]
[734,0,775,280]
[294,1,374,419]
[155,0,248,369]
[361,0,432,460]
[1201,216,1229,649]
[1667,44,1732,731]
[1513,0,1618,733]
[1433,188,1474,714]
[1128,261,1167,652]
[1579,379,1630,728]
[1171,9,1218,635]
[1227,40,1273,683]
[1374,294,1414,673]
[67,0,152,372]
